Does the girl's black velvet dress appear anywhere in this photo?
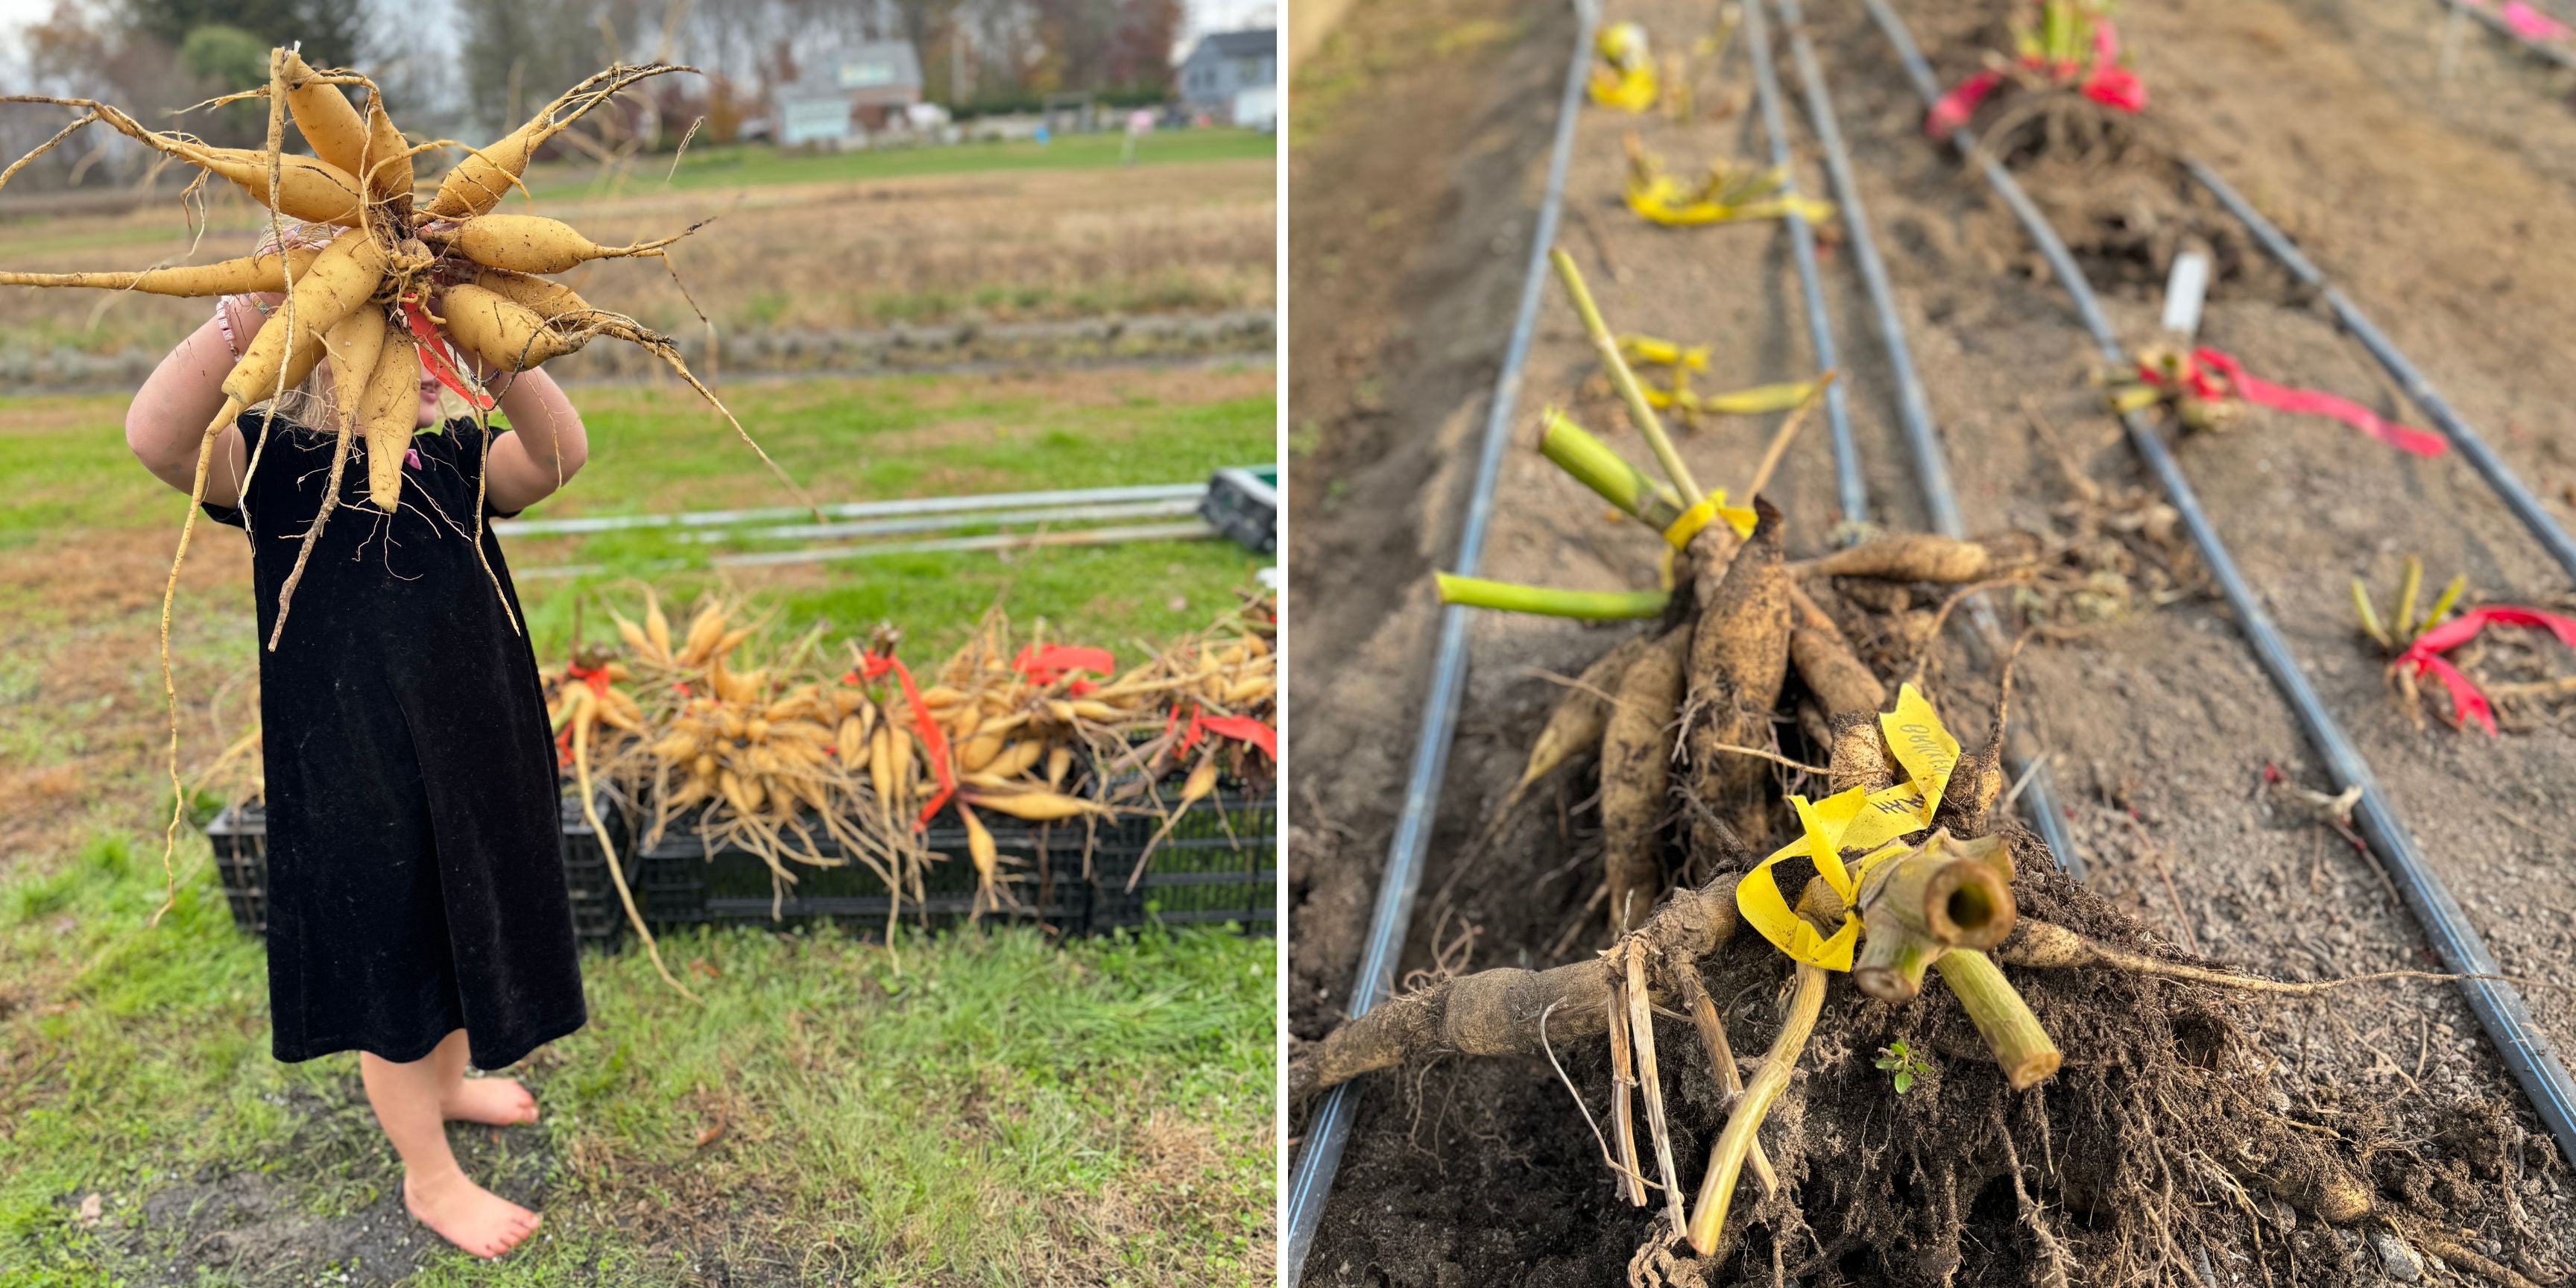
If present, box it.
[205,410,587,1070]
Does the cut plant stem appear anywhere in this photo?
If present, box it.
[2352,577,2392,648]
[1541,408,1686,529]
[1550,247,1705,504]
[1933,948,2061,1089]
[1852,907,1942,1003]
[1862,833,2015,949]
[2421,574,2466,638]
[1436,573,1670,619]
[1687,958,1826,1254]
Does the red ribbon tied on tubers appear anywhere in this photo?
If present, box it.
[1013,643,1115,691]
[399,294,496,412]
[2140,347,2447,457]
[1167,702,1278,761]
[1925,19,2145,136]
[850,653,956,829]
[2393,606,2576,735]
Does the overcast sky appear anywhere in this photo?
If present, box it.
[0,0,1277,80]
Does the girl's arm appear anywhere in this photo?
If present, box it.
[482,369,587,514]
[126,297,265,507]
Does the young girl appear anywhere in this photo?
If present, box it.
[124,235,592,1260]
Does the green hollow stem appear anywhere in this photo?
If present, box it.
[1436,574,1670,619]
[1550,248,1706,505]
[1541,408,1685,529]
[1933,949,2062,1090]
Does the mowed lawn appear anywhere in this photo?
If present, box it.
[0,362,1277,657]
[0,363,1278,1285]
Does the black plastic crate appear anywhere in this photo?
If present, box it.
[209,784,1275,946]
[1089,787,1275,933]
[1199,466,1278,555]
[631,805,1093,938]
[206,793,632,945]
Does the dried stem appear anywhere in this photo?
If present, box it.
[1625,946,1688,1235]
[1738,370,1837,501]
[1666,950,1776,1194]
[1607,971,1647,1206]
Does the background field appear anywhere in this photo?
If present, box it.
[0,136,1278,1286]
[0,132,1275,376]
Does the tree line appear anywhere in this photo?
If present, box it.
[1,0,1189,190]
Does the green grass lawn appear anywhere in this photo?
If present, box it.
[0,831,1275,1285]
[532,130,1274,200]
[0,366,1276,663]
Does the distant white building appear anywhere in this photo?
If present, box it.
[776,42,927,145]
[1178,29,1277,124]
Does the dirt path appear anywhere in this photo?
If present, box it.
[1287,0,2576,1281]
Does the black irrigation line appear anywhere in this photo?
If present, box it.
[2186,159,2576,587]
[1770,0,2091,881]
[2448,0,2576,72]
[1280,0,1600,1278]
[1741,0,1866,528]
[1860,0,2576,1166]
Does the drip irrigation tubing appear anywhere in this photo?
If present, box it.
[1281,0,1600,1278]
[2447,0,2576,71]
[1860,0,2576,1167]
[1740,0,1864,529]
[1770,0,2089,880]
[2184,158,2576,587]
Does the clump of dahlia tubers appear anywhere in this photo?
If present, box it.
[1318,251,2536,1287]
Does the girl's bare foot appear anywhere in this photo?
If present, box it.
[440,1076,539,1126]
[403,1169,541,1259]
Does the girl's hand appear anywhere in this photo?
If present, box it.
[420,288,589,513]
[126,296,280,505]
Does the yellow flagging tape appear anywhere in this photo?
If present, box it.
[1661,489,1758,549]
[1734,684,1961,970]
[1644,379,1818,417]
[1695,381,1814,414]
[1626,177,1837,228]
[1591,23,1658,111]
[1620,334,1709,371]
[1591,69,1658,112]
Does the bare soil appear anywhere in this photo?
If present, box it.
[1287,0,2576,1281]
